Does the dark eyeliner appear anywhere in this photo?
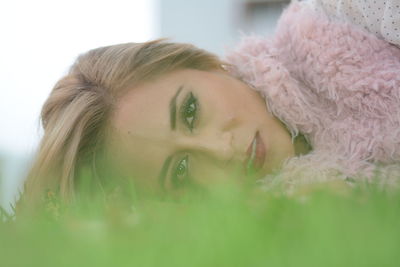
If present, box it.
[179,92,198,131]
[172,155,189,188]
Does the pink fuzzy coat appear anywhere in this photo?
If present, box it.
[226,1,400,191]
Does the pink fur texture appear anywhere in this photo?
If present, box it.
[225,1,400,191]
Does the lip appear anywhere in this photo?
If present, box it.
[245,131,266,173]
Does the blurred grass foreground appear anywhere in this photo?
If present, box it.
[1,181,400,267]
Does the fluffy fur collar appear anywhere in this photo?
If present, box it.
[225,1,400,192]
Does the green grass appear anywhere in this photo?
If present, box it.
[1,182,400,267]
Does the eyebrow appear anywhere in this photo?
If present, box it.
[158,155,173,191]
[161,86,184,189]
[170,86,183,130]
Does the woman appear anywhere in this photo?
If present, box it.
[22,0,400,206]
[21,40,308,206]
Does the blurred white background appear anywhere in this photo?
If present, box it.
[0,0,158,209]
[0,0,289,210]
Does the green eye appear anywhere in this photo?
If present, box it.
[180,92,198,131]
[172,155,189,188]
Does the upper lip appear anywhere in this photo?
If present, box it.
[245,131,266,174]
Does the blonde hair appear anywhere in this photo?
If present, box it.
[22,39,225,206]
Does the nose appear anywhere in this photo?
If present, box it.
[178,130,235,163]
[222,115,240,132]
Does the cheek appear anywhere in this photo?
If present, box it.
[223,87,266,115]
[204,90,243,118]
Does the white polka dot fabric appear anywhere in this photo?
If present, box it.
[306,0,400,47]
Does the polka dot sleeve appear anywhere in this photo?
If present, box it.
[306,0,400,47]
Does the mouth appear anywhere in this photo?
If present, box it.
[245,131,266,174]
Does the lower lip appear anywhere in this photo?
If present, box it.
[246,131,266,172]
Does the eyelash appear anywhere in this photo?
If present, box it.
[172,92,197,189]
[172,155,189,188]
[179,92,198,132]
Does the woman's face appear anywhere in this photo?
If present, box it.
[110,69,294,195]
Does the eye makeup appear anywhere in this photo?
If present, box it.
[171,155,189,188]
[179,92,198,132]
[163,90,199,192]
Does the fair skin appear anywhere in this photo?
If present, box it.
[109,69,296,195]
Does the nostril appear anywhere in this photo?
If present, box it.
[196,131,235,164]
